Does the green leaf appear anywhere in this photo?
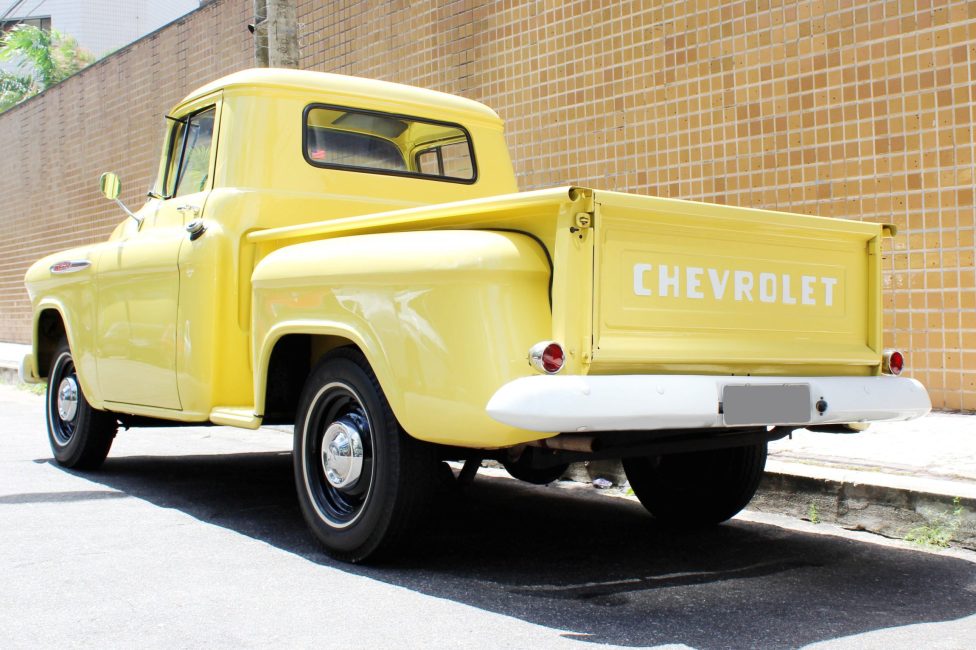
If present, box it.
[0,24,94,106]
[0,70,37,112]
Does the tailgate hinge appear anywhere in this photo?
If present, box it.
[571,212,593,232]
[571,192,595,234]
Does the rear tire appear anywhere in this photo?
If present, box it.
[293,349,436,563]
[46,340,117,469]
[622,443,767,527]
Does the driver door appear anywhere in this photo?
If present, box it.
[95,99,219,410]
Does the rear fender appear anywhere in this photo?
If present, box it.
[251,230,554,447]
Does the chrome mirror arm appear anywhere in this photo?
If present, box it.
[98,171,143,227]
[115,198,144,227]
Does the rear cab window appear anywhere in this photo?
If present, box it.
[303,104,477,183]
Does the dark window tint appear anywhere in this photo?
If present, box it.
[307,128,405,171]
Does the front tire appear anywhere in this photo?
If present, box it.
[46,341,117,469]
[293,349,436,563]
[622,443,767,527]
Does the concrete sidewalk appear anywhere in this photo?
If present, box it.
[3,340,974,548]
[760,416,976,550]
[0,341,25,381]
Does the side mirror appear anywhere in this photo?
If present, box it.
[99,172,121,200]
[98,171,142,227]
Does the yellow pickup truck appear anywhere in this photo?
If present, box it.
[22,69,930,562]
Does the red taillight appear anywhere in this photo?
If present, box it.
[541,344,564,373]
[883,349,904,376]
[529,341,565,374]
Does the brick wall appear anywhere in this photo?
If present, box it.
[0,0,251,343]
[1,0,975,410]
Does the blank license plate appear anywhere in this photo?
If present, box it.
[722,384,811,426]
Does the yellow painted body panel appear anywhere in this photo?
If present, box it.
[252,230,552,446]
[23,68,893,448]
[95,207,184,410]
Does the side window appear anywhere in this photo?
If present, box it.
[163,106,216,198]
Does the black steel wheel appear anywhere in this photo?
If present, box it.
[622,442,767,527]
[293,348,436,563]
[46,340,117,469]
[300,381,375,528]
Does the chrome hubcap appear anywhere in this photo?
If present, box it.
[57,377,79,422]
[321,418,364,490]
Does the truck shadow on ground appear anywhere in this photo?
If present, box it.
[60,449,976,649]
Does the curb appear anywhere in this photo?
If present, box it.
[752,470,976,551]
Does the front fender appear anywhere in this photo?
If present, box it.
[251,229,555,447]
[30,297,104,408]
[26,244,106,405]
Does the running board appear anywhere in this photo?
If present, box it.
[210,407,262,429]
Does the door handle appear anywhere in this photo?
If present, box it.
[185,219,206,241]
[176,204,200,215]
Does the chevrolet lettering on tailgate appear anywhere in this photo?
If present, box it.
[633,263,839,307]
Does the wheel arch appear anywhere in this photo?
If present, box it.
[31,298,106,409]
[35,307,68,379]
[255,322,397,425]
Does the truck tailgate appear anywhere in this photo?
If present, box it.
[590,191,884,376]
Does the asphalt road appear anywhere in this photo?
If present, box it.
[2,384,975,649]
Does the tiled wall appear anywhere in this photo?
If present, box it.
[1,0,974,409]
[297,0,976,410]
